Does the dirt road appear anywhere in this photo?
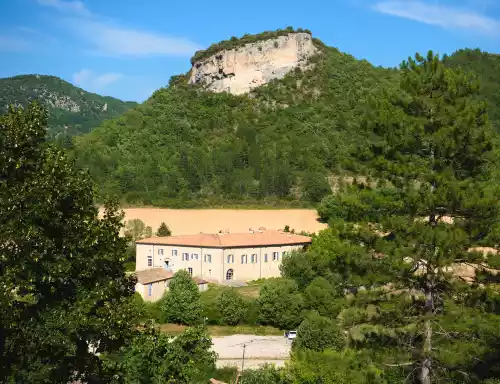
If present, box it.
[211,335,291,369]
[117,208,326,235]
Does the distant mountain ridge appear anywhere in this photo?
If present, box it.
[0,74,137,143]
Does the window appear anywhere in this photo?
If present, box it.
[147,255,153,267]
[158,248,164,256]
[241,254,247,264]
[272,252,279,261]
[251,254,257,263]
[205,254,212,263]
[182,253,189,261]
[188,267,193,276]
[226,268,234,280]
[264,254,268,263]
[172,249,178,257]
[191,253,198,260]
[148,284,152,296]
[227,254,234,264]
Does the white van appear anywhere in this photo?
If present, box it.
[284,330,297,340]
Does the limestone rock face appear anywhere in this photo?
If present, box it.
[189,33,318,95]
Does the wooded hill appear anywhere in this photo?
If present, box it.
[71,31,500,207]
[0,74,137,143]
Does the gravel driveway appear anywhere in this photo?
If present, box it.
[211,335,291,369]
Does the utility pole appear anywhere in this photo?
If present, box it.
[240,343,246,384]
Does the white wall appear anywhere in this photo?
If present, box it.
[136,242,307,282]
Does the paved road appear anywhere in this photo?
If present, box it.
[211,335,291,369]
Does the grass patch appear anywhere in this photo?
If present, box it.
[208,324,282,336]
[200,280,264,302]
[159,323,282,337]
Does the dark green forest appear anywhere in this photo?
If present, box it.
[0,74,137,142]
[71,37,500,207]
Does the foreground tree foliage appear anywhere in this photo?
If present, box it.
[161,270,202,325]
[113,324,216,384]
[283,52,500,383]
[353,51,500,383]
[0,104,139,383]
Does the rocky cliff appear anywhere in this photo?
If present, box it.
[188,33,318,95]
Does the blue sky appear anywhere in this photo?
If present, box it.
[1,0,499,102]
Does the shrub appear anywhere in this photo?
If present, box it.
[304,276,342,317]
[258,278,304,329]
[240,364,287,384]
[217,288,247,325]
[294,312,345,352]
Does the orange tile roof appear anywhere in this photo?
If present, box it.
[136,230,312,248]
[135,268,173,284]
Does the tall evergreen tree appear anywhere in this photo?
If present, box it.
[291,52,500,383]
[156,222,172,237]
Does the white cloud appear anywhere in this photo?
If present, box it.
[35,0,200,57]
[73,69,123,90]
[35,0,91,17]
[373,1,500,35]
[70,19,201,57]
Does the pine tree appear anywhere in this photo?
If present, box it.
[156,222,172,237]
[311,52,500,382]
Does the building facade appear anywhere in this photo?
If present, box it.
[135,268,209,301]
[136,229,312,283]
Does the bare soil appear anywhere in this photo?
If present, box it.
[117,208,327,236]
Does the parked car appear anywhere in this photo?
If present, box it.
[284,330,297,340]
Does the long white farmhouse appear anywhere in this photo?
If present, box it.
[135,228,311,296]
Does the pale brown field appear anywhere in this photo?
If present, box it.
[115,208,327,236]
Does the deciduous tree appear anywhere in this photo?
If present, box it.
[124,218,152,241]
[216,288,246,325]
[116,324,216,384]
[258,278,304,329]
[161,270,201,325]
[0,103,138,383]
